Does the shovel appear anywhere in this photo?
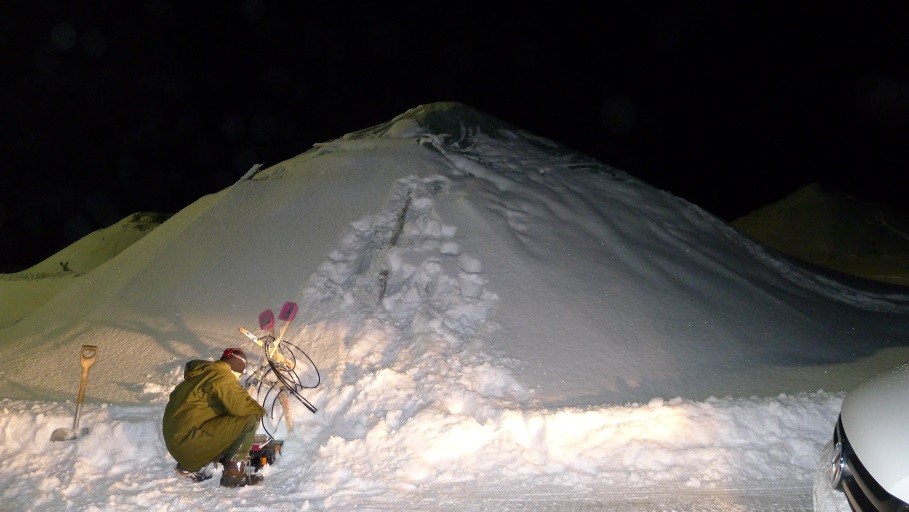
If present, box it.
[51,345,98,441]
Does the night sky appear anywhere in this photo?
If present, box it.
[2,2,908,271]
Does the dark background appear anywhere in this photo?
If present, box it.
[2,2,908,271]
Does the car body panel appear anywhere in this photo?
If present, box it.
[840,362,909,503]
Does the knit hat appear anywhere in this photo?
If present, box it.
[220,348,247,374]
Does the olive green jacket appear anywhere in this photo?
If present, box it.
[162,359,264,469]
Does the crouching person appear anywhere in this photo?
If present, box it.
[162,347,266,487]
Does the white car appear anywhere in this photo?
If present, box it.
[828,362,909,511]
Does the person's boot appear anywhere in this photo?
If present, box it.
[220,459,263,487]
[174,462,213,482]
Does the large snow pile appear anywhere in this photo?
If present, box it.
[2,102,905,510]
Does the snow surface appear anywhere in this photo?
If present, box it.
[3,102,908,510]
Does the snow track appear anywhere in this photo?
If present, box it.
[323,481,816,511]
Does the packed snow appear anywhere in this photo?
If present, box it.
[2,102,908,511]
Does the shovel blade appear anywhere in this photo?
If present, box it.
[259,309,275,331]
[50,427,89,441]
[278,301,298,322]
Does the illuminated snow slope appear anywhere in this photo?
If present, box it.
[2,102,905,510]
